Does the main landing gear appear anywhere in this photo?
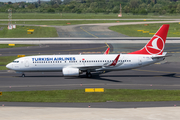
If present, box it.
[22,73,25,77]
[86,71,92,78]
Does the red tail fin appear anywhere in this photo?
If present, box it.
[129,24,169,55]
[104,48,110,55]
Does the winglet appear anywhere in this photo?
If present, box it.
[109,54,120,66]
[104,48,110,55]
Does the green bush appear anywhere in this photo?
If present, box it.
[77,9,82,14]
[47,8,55,13]
[139,9,148,15]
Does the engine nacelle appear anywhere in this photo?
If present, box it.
[62,68,80,76]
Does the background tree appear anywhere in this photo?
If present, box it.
[28,4,36,9]
[176,4,180,13]
[0,0,180,14]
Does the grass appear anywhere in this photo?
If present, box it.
[0,44,36,70]
[0,44,37,49]
[0,56,18,70]
[0,25,58,38]
[0,66,7,70]
[0,13,180,19]
[0,44,37,70]
[0,89,180,102]
[0,56,18,65]
[109,23,180,37]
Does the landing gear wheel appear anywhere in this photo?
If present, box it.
[86,72,92,78]
[22,74,25,77]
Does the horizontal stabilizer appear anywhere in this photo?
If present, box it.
[152,55,171,59]
[151,52,171,58]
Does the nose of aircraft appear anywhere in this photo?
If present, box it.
[6,63,12,69]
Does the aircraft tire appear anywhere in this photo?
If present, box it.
[22,74,25,77]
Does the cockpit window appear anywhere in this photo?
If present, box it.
[13,61,19,63]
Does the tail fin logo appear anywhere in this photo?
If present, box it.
[145,35,164,55]
[113,60,117,64]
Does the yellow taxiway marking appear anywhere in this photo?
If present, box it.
[80,27,98,38]
[8,44,15,46]
[105,42,110,48]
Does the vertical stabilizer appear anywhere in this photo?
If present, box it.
[129,24,169,55]
[104,48,110,55]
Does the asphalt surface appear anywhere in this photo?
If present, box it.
[0,43,180,56]
[0,44,113,56]
[54,21,180,38]
[56,25,128,38]
[1,101,180,108]
[0,43,180,92]
[55,21,180,38]
[1,21,180,38]
[0,20,180,108]
[0,62,180,91]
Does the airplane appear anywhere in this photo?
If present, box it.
[6,24,169,78]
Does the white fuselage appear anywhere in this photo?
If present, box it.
[6,54,164,72]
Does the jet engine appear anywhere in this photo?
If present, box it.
[62,68,80,76]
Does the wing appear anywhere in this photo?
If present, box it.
[77,54,121,71]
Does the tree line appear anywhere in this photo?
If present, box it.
[0,0,180,15]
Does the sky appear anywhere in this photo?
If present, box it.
[0,0,50,3]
